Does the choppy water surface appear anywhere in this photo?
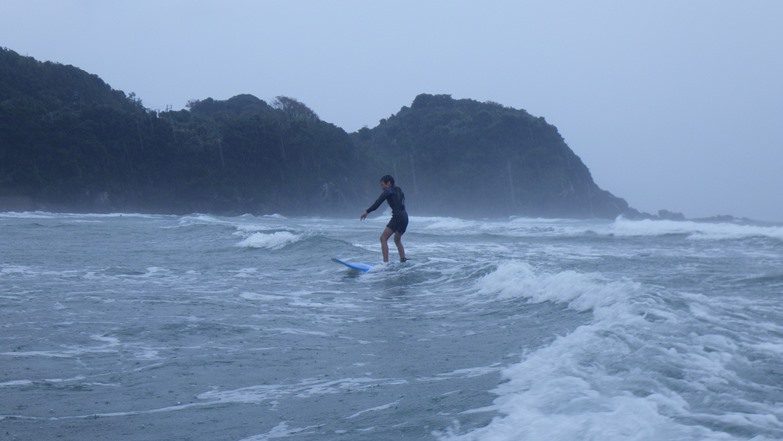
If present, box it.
[1,212,782,440]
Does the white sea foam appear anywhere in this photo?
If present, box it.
[0,376,91,388]
[232,268,259,278]
[176,213,236,228]
[261,213,288,220]
[0,379,34,387]
[4,213,780,439]
[445,260,783,441]
[266,327,330,337]
[473,261,635,315]
[428,365,503,381]
[90,334,120,346]
[413,216,607,239]
[234,221,294,234]
[1,334,121,359]
[0,265,33,276]
[74,212,162,220]
[1,350,75,358]
[0,211,58,219]
[181,213,221,222]
[237,231,302,249]
[417,216,482,232]
[238,422,320,441]
[198,376,408,406]
[440,329,732,440]
[347,401,401,419]
[140,267,172,278]
[610,217,783,241]
[414,215,783,242]
[240,292,285,302]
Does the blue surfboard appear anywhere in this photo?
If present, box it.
[332,257,374,272]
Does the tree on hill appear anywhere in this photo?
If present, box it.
[0,47,363,214]
[0,47,635,218]
[354,94,631,218]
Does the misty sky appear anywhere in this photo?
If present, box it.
[2,1,782,221]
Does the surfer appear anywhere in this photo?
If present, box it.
[360,175,408,263]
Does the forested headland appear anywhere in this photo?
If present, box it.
[0,47,639,218]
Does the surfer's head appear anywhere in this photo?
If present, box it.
[380,175,395,186]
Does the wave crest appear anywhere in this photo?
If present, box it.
[236,231,302,250]
[474,261,636,314]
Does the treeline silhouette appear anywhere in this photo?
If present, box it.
[0,47,634,218]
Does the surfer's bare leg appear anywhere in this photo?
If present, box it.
[394,232,405,262]
[380,227,393,263]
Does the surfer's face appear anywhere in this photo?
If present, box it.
[380,181,393,190]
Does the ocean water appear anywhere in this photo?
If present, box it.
[1,211,782,441]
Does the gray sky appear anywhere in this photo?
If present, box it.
[2,1,782,221]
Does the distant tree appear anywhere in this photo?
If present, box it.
[273,96,319,121]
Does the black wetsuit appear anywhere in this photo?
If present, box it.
[366,186,408,233]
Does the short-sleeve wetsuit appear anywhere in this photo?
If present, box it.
[366,186,408,233]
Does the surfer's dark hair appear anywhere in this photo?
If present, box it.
[380,175,395,185]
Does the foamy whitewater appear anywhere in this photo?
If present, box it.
[1,212,781,440]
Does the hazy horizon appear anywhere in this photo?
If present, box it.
[2,0,781,221]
